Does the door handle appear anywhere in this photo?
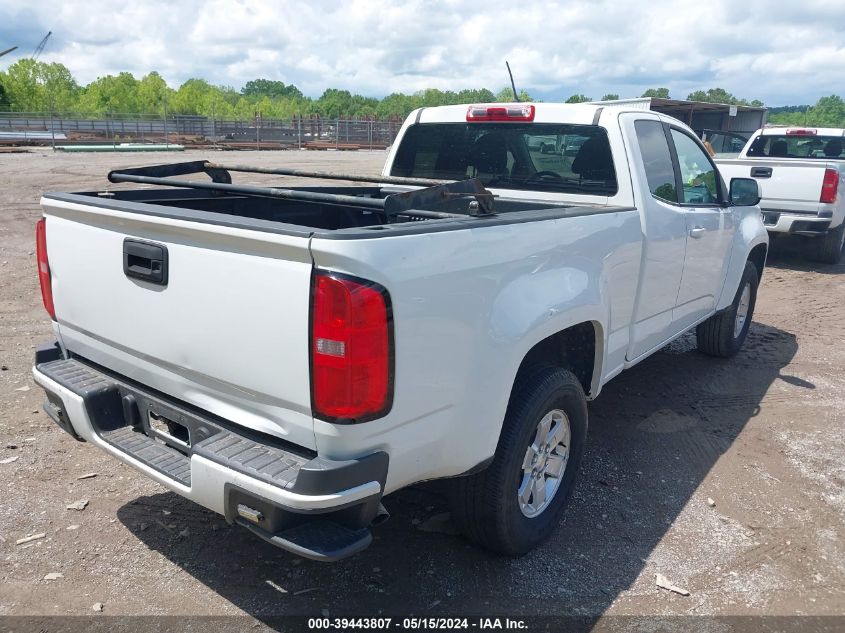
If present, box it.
[689,226,706,238]
[751,167,772,178]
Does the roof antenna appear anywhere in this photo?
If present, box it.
[506,61,520,102]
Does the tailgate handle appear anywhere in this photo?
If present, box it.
[750,167,772,179]
[123,239,168,285]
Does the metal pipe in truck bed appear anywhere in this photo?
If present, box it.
[204,163,454,188]
[107,173,389,210]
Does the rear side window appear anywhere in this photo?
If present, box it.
[391,122,617,196]
[634,120,677,203]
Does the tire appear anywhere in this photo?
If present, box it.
[813,222,845,265]
[449,366,588,555]
[696,260,759,358]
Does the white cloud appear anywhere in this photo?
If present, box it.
[1,0,843,104]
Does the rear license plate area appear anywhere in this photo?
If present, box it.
[110,386,219,456]
[148,409,191,449]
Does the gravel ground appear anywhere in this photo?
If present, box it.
[0,150,844,628]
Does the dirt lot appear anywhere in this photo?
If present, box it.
[1,149,844,628]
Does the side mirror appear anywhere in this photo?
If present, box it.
[729,177,761,207]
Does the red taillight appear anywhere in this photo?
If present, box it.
[466,104,535,122]
[821,168,839,204]
[785,128,817,136]
[311,273,392,422]
[35,218,56,320]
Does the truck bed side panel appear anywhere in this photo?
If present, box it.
[309,209,642,492]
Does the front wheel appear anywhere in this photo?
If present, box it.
[696,260,759,357]
[449,367,588,555]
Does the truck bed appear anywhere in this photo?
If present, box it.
[45,185,626,238]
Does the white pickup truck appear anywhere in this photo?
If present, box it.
[32,103,768,561]
[717,126,845,263]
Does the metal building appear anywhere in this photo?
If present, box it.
[591,97,767,135]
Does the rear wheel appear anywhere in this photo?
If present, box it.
[696,260,759,357]
[813,222,845,265]
[449,367,588,555]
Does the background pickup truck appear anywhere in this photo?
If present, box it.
[717,126,845,264]
[32,103,768,561]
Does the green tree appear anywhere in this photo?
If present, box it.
[641,87,670,98]
[495,86,533,102]
[136,71,172,114]
[686,87,749,105]
[241,79,303,100]
[78,72,140,114]
[811,95,845,126]
[0,59,41,110]
[350,94,379,118]
[601,93,619,100]
[38,63,80,112]
[768,95,845,128]
[376,92,421,119]
[0,59,79,112]
[565,94,592,103]
[170,78,216,115]
[418,88,449,107]
[315,88,354,117]
[0,80,8,111]
[457,88,496,103]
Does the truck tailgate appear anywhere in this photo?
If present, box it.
[41,196,316,449]
[717,159,825,213]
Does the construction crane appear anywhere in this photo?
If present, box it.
[31,32,51,60]
[0,46,18,59]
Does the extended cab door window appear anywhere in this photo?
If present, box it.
[634,120,679,203]
[669,129,723,205]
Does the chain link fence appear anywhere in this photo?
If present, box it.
[0,112,404,149]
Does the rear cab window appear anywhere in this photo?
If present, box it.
[747,134,845,159]
[390,123,618,197]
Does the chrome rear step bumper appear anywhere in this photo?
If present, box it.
[33,345,388,561]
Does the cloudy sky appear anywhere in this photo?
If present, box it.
[2,0,844,105]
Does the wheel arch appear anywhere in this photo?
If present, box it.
[748,242,768,281]
[716,209,769,311]
[509,320,604,402]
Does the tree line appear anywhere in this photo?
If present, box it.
[1,59,843,127]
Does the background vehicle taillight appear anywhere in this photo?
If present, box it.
[311,272,392,422]
[821,169,839,204]
[35,218,56,320]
